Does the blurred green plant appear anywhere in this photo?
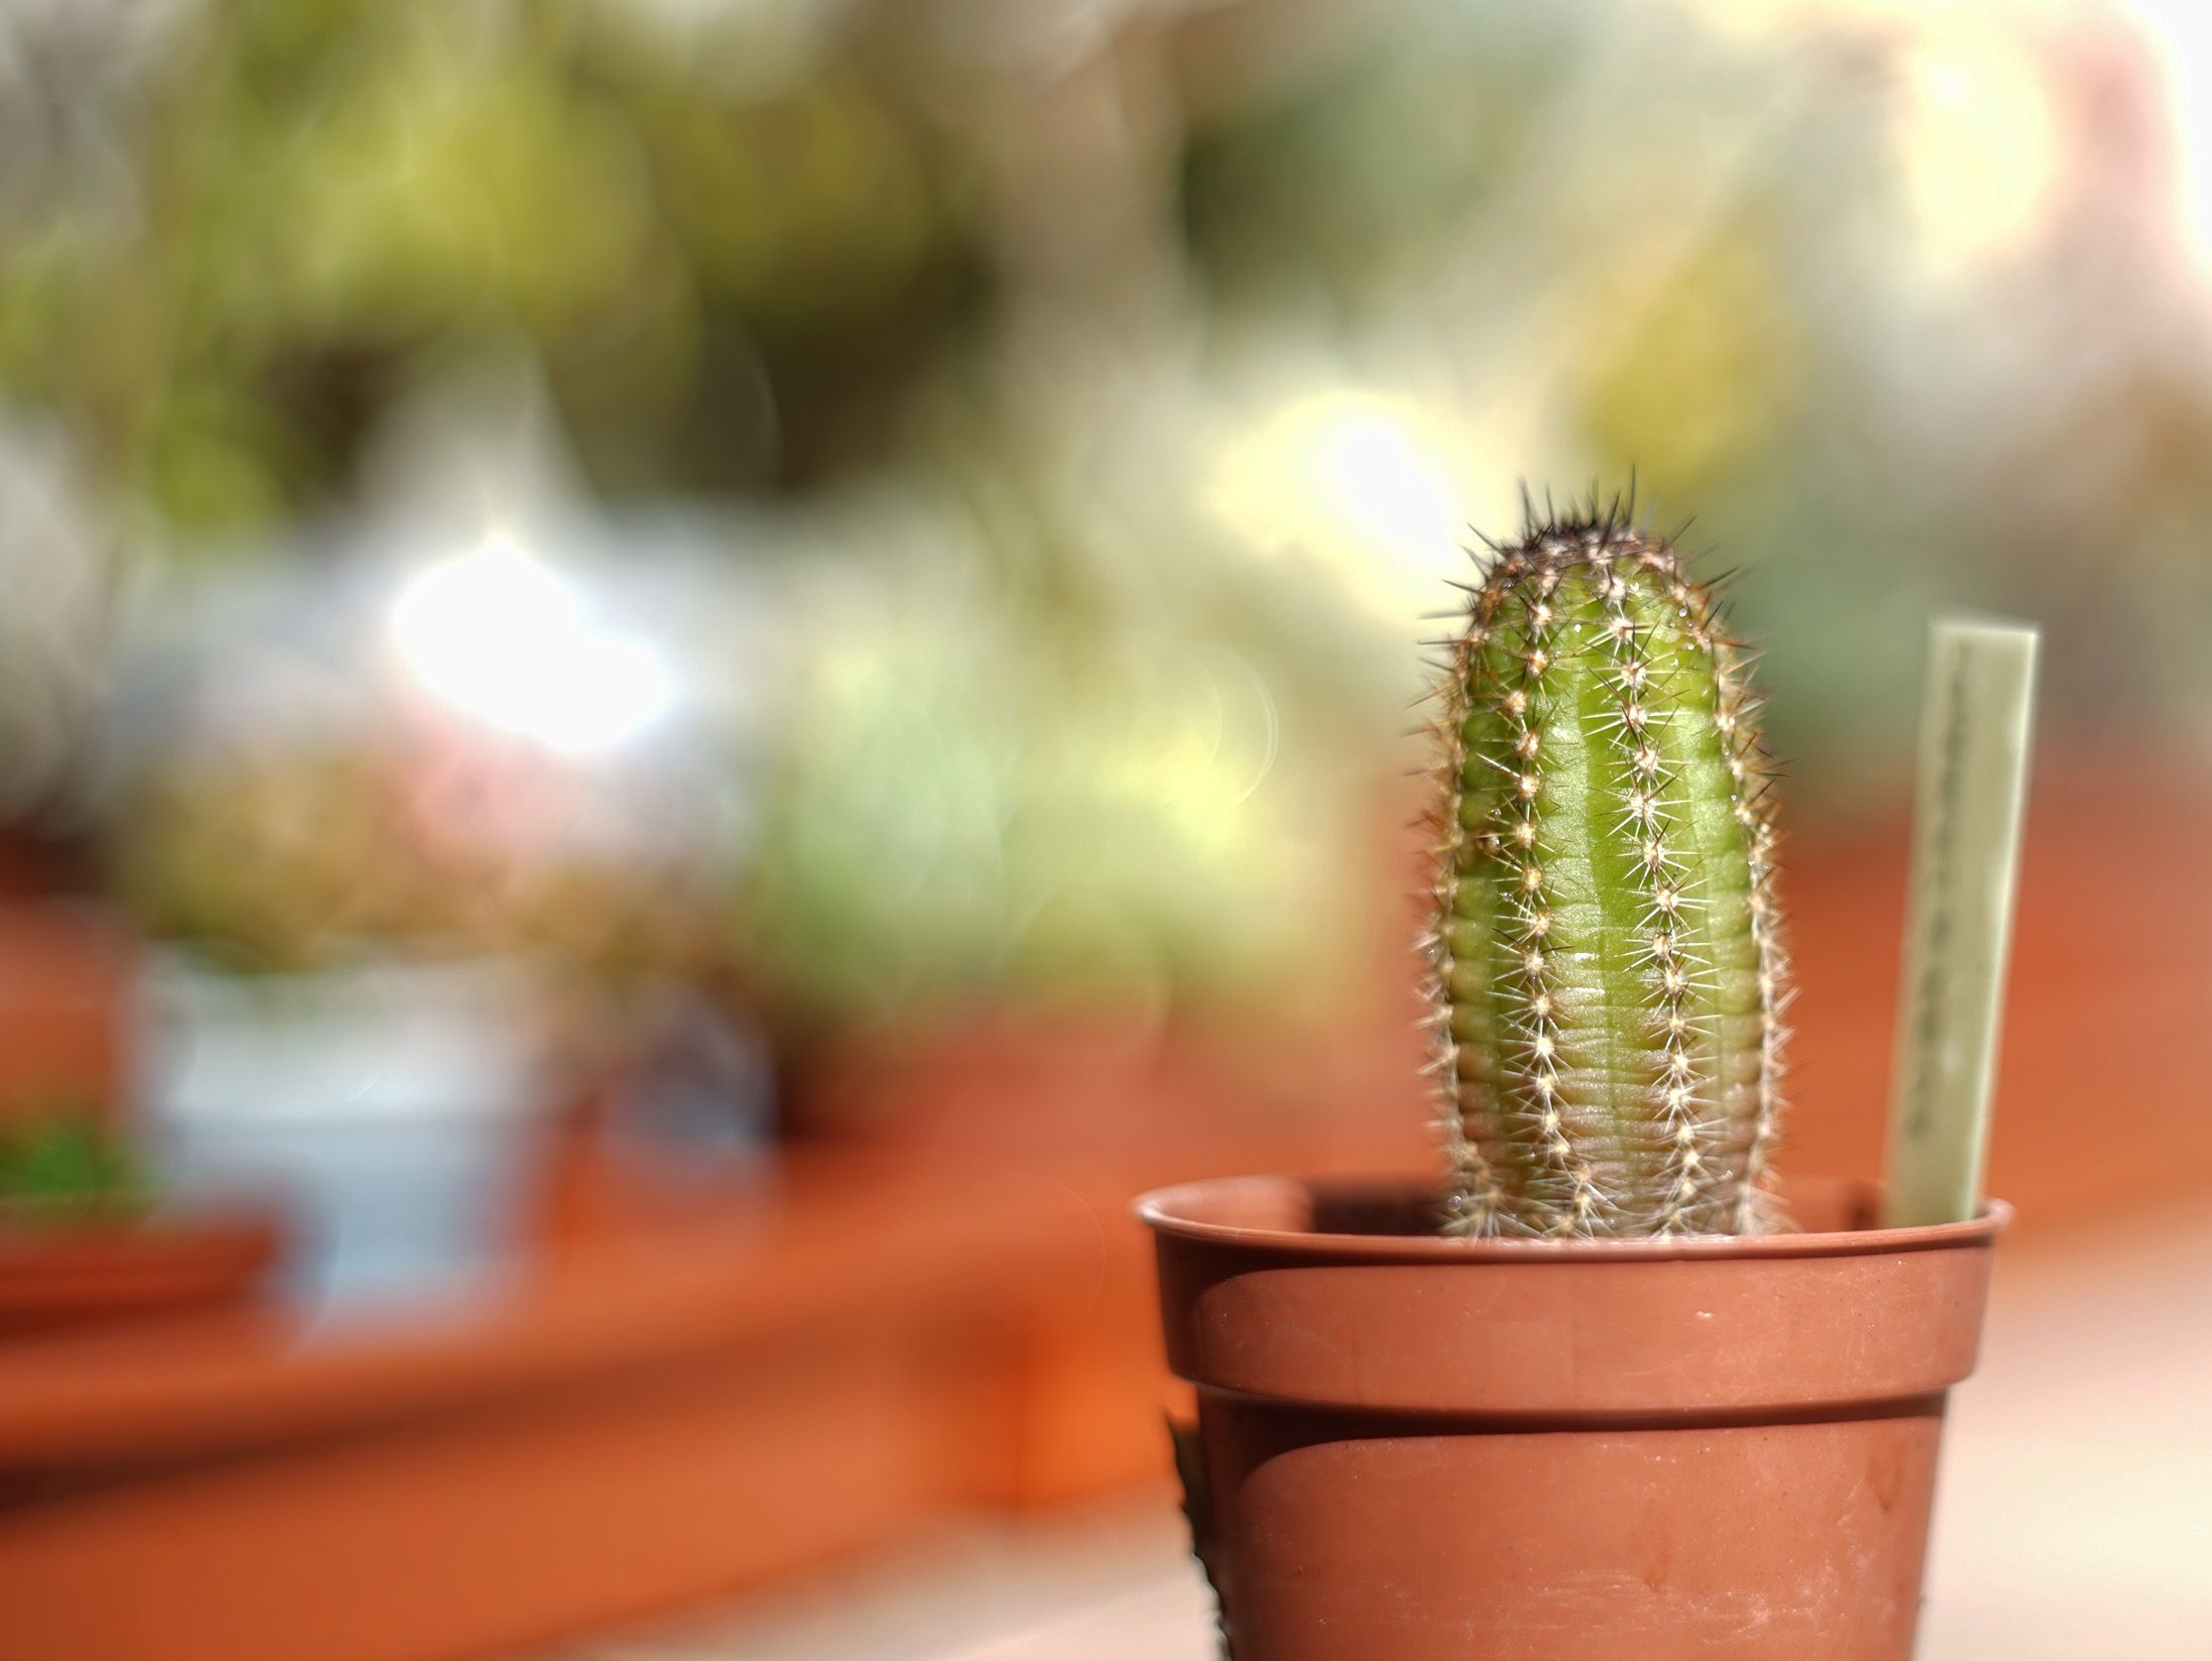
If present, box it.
[1183,7,1569,308]
[1574,219,1805,507]
[0,0,985,539]
[745,596,1366,1030]
[0,1109,146,1218]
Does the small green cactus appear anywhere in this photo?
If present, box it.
[1423,495,1789,1238]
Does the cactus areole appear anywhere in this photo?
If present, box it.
[1426,501,1790,1238]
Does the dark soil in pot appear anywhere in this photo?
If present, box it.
[1139,1174,2006,1661]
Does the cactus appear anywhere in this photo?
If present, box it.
[1423,494,1789,1238]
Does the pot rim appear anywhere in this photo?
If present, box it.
[1135,1172,2009,1261]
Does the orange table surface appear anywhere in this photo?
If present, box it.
[0,1153,1101,1661]
[0,1154,1092,1473]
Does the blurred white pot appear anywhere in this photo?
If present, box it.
[135,953,550,1321]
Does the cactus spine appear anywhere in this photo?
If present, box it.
[1425,497,1790,1237]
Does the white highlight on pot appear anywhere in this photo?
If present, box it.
[391,533,673,755]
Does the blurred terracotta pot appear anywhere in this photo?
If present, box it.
[0,1202,281,1338]
[1139,1174,2006,1661]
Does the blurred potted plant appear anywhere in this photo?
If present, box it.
[0,1100,280,1337]
[1140,503,2013,1660]
[741,573,1371,1156]
[112,727,610,1315]
[113,620,757,1310]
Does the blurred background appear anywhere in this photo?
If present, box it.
[0,0,2207,1656]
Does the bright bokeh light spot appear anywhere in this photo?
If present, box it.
[1209,392,1480,624]
[1896,28,2062,279]
[391,534,673,755]
[1313,405,1466,562]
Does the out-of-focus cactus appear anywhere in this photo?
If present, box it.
[1424,496,1789,1237]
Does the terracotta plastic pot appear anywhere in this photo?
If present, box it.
[1139,1174,2007,1661]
